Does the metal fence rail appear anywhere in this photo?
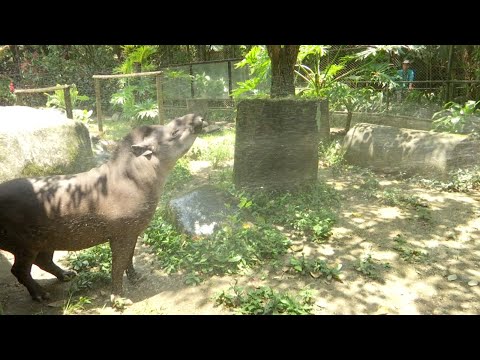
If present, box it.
[5,46,480,122]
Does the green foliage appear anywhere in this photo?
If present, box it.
[291,209,335,241]
[355,254,390,280]
[355,45,426,60]
[366,62,399,91]
[296,46,396,94]
[73,109,94,123]
[232,46,271,98]
[110,46,159,125]
[295,45,348,98]
[21,46,118,110]
[208,167,235,192]
[0,76,15,105]
[378,188,432,223]
[432,100,480,134]
[289,255,342,281]
[318,139,346,167]
[215,285,315,315]
[63,296,92,315]
[163,159,193,193]
[415,166,480,192]
[297,45,329,63]
[194,72,228,98]
[87,118,132,142]
[65,244,112,295]
[202,143,234,169]
[45,84,89,109]
[414,206,433,223]
[143,210,291,282]
[44,84,93,122]
[110,85,136,111]
[243,184,338,242]
[359,173,381,190]
[327,82,377,113]
[162,69,195,99]
[393,234,428,263]
[187,129,235,168]
[295,46,399,117]
[380,188,426,208]
[130,99,159,126]
[68,243,112,273]
[114,45,157,74]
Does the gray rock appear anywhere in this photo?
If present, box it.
[0,106,93,182]
[342,123,480,178]
[167,185,239,236]
[203,124,221,133]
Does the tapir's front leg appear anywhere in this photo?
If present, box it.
[109,236,138,305]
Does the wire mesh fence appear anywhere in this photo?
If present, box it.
[4,46,480,123]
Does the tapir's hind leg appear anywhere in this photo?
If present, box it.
[11,249,50,302]
[34,251,76,281]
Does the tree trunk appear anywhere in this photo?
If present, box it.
[166,45,172,65]
[266,45,300,98]
[112,45,122,61]
[186,45,191,62]
[345,111,353,132]
[445,45,454,102]
[9,45,21,75]
[63,45,70,60]
[196,45,207,61]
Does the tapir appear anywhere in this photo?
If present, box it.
[0,113,206,303]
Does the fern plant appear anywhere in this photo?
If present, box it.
[110,45,159,125]
[45,84,89,109]
[432,100,480,134]
[232,45,271,99]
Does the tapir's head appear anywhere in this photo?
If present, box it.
[130,114,206,165]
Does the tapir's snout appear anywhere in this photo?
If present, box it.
[193,116,208,134]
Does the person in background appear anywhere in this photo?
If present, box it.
[396,59,415,101]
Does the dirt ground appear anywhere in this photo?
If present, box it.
[1,163,480,315]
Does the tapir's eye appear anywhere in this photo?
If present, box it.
[172,129,180,137]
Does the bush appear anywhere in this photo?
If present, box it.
[432,100,480,134]
[0,77,15,105]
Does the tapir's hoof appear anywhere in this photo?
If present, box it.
[59,270,77,282]
[32,291,51,302]
[127,272,144,285]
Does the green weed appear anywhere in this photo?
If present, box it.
[215,285,315,315]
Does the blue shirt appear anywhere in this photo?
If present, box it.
[397,69,415,89]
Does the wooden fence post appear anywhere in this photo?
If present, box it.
[156,74,165,125]
[63,85,73,119]
[95,78,103,132]
[227,60,233,98]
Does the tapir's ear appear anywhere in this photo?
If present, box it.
[131,139,155,157]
